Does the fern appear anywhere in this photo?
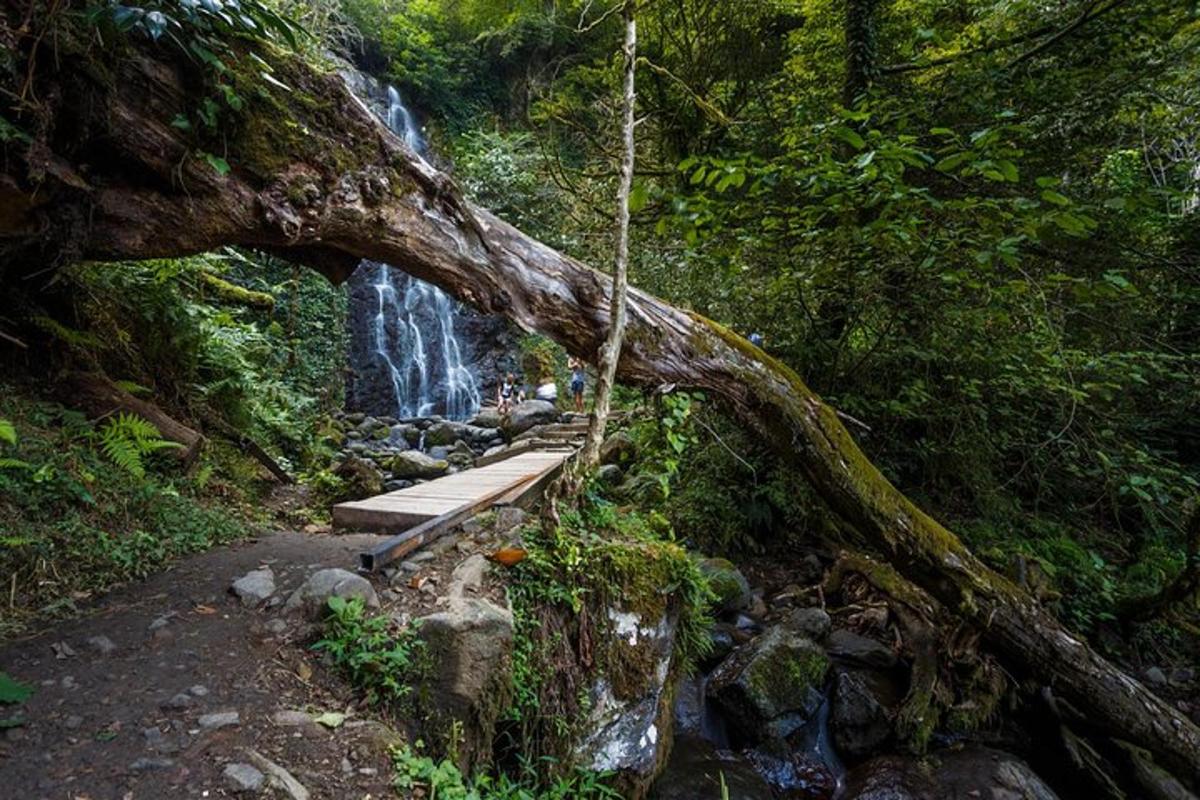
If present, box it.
[0,418,15,446]
[96,413,184,479]
[113,380,153,396]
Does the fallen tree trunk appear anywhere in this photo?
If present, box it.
[1,8,1196,784]
[61,372,203,466]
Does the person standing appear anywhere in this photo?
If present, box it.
[497,372,519,414]
[568,357,586,413]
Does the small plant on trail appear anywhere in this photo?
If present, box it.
[313,596,422,706]
[391,741,620,800]
[95,412,183,479]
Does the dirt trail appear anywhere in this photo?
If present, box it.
[0,530,407,800]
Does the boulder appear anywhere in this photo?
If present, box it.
[650,736,774,800]
[599,430,637,466]
[390,450,449,480]
[577,608,677,797]
[425,421,470,447]
[469,406,504,429]
[416,596,514,774]
[830,669,893,760]
[501,400,560,436]
[332,456,383,501]
[844,748,1059,800]
[785,607,832,641]
[707,625,829,741]
[826,629,897,669]
[230,567,275,607]
[596,463,623,486]
[285,568,379,619]
[698,557,752,613]
[493,505,528,533]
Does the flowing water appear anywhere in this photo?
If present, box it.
[353,87,482,419]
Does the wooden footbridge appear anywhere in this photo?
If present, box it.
[334,419,588,572]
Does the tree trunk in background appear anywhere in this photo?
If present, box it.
[1,11,1197,785]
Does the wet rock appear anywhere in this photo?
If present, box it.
[744,742,838,800]
[844,748,1057,800]
[390,450,449,479]
[198,711,240,731]
[786,607,832,641]
[698,557,752,613]
[286,568,379,619]
[825,629,897,669]
[830,669,892,760]
[231,567,276,607]
[502,400,560,436]
[415,596,514,774]
[224,762,266,793]
[707,625,829,741]
[651,736,774,800]
[704,622,737,667]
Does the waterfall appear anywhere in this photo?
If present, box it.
[351,85,482,420]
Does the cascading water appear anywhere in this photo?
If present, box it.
[349,86,483,420]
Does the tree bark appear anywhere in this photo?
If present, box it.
[1,9,1197,784]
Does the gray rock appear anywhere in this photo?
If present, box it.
[493,505,528,532]
[416,596,514,773]
[481,444,507,459]
[390,450,449,480]
[409,551,436,564]
[189,684,209,697]
[831,669,893,759]
[231,567,276,607]
[224,762,266,793]
[271,710,313,727]
[469,407,504,430]
[449,555,489,598]
[148,614,173,632]
[425,421,471,447]
[198,711,240,731]
[63,714,84,729]
[345,412,366,424]
[160,692,193,711]
[86,635,117,656]
[786,607,832,641]
[264,619,289,635]
[1145,666,1168,686]
[129,757,176,773]
[502,400,560,436]
[142,726,179,755]
[595,463,623,485]
[285,568,379,619]
[707,625,829,741]
[844,748,1059,800]
[826,629,897,669]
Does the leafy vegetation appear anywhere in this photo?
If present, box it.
[314,596,424,707]
[392,741,620,800]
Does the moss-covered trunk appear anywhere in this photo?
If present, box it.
[1,4,1196,785]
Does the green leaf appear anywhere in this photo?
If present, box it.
[1041,189,1070,206]
[202,153,231,176]
[833,127,866,150]
[0,419,15,446]
[629,182,649,213]
[0,672,33,705]
[313,711,345,729]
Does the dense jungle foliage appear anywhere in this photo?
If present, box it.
[294,0,1198,643]
[0,0,1195,709]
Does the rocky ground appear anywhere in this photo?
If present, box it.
[0,508,526,800]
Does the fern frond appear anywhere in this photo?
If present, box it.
[0,419,15,446]
[0,458,32,470]
[114,380,153,396]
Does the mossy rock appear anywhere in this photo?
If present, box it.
[331,457,383,502]
[706,626,829,741]
[698,557,751,613]
[390,450,449,479]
